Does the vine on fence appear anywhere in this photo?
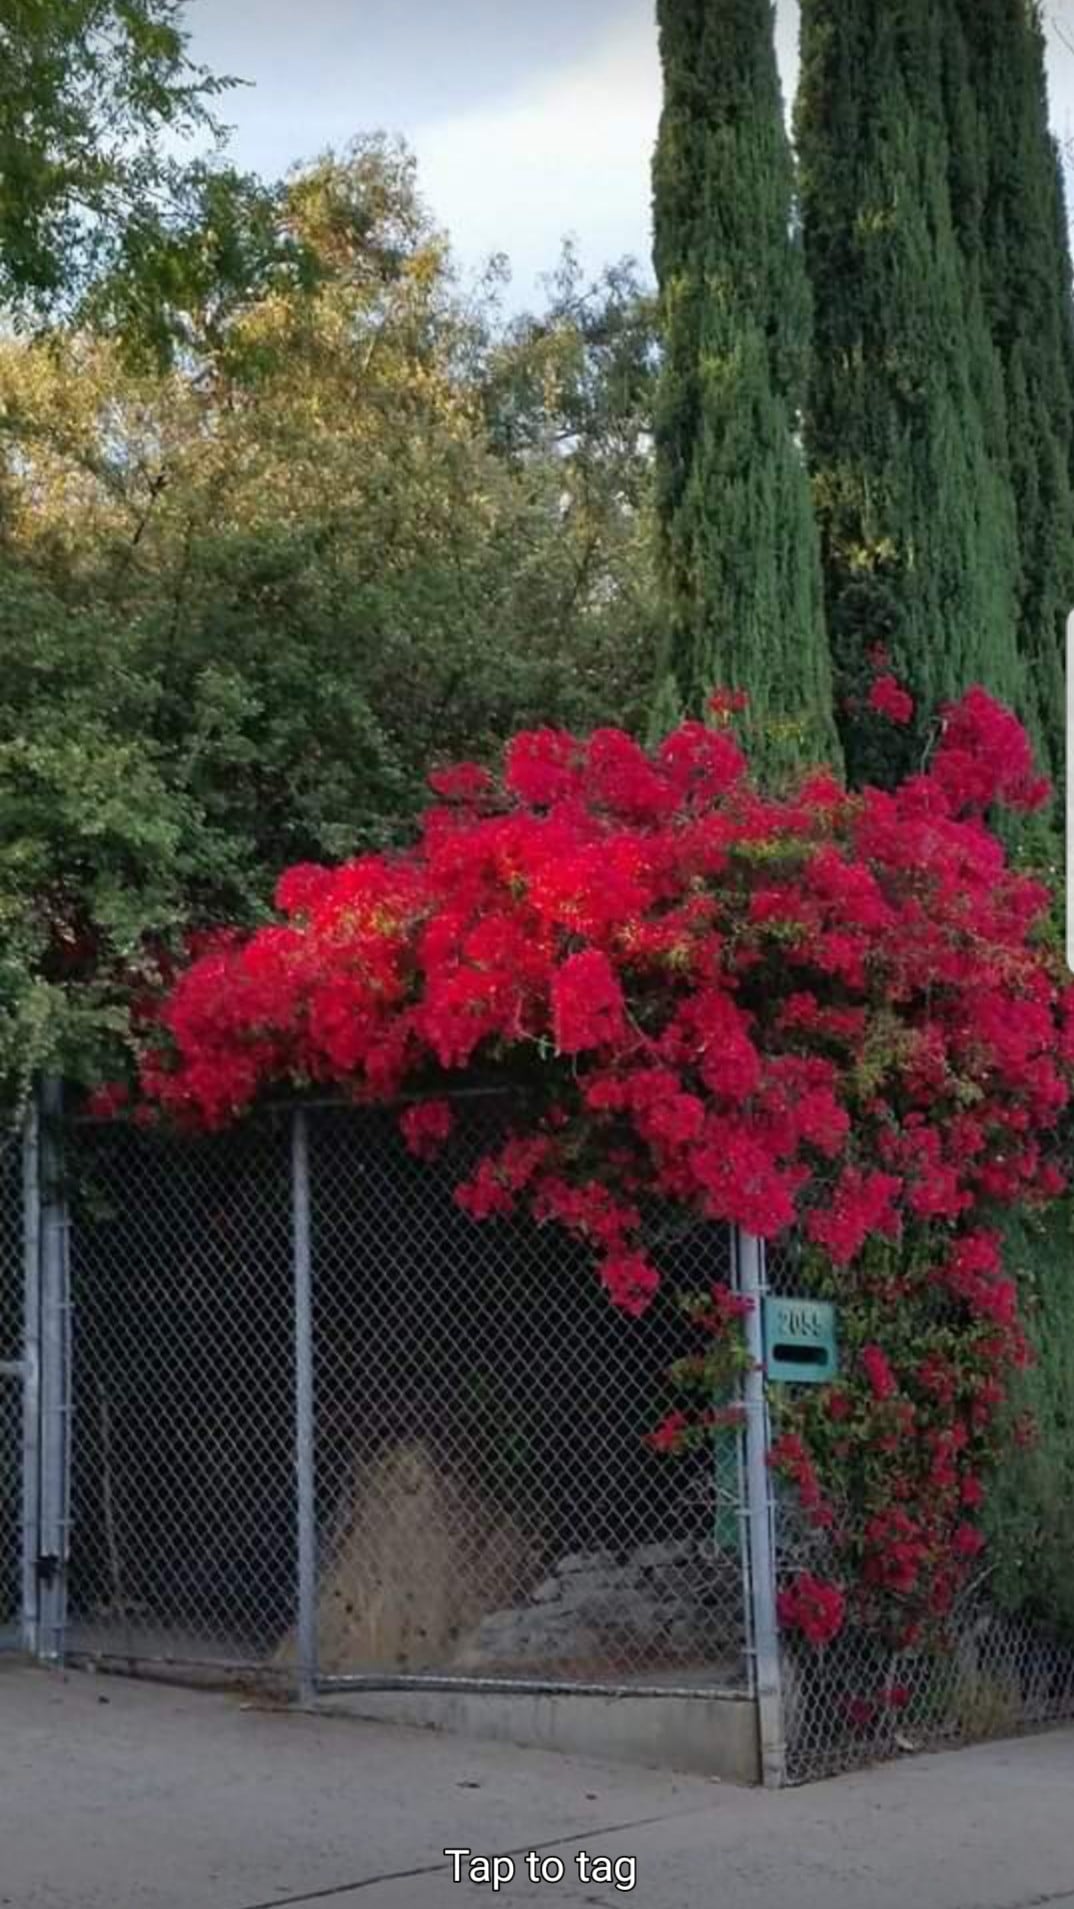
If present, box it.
[97,683,1074,1659]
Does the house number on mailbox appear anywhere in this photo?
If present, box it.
[762,1295,838,1384]
[777,1305,825,1338]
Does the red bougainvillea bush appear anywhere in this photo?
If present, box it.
[119,685,1074,1666]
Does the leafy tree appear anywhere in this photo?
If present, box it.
[83,159,322,372]
[478,244,662,734]
[0,141,663,1099]
[650,0,839,778]
[797,0,1028,785]
[0,0,232,319]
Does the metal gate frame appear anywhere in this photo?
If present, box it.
[0,1116,30,1652]
[738,1230,785,1786]
[3,1082,71,1662]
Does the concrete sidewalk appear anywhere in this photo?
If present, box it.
[2,1662,1073,1909]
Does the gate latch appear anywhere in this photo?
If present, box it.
[34,1554,60,1586]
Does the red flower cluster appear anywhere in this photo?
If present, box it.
[777,1573,846,1648]
[132,688,1074,1651]
[932,687,1050,814]
[400,1099,454,1160]
[769,1432,835,1530]
[86,1081,131,1121]
[869,675,915,726]
[708,688,750,724]
[863,1507,931,1594]
[552,950,627,1054]
[646,1410,691,1455]
[860,1344,897,1402]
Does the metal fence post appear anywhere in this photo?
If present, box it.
[20,1091,41,1656]
[738,1228,785,1787]
[292,1108,318,1704]
[37,1077,70,1664]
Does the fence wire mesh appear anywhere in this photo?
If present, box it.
[0,1129,23,1645]
[60,1098,750,1696]
[764,1234,1074,1783]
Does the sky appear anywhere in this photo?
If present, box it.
[186,0,1074,307]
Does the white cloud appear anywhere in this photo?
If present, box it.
[412,10,660,302]
[1045,3,1074,181]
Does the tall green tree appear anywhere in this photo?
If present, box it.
[797,0,1028,786]
[944,0,1074,781]
[650,0,839,778]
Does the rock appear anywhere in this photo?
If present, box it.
[451,1534,741,1675]
[555,1549,619,1576]
[633,1539,698,1570]
[528,1577,562,1605]
[550,1572,631,1611]
[473,1609,523,1637]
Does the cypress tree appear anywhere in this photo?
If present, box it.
[651,0,839,778]
[797,0,1028,786]
[944,0,1074,782]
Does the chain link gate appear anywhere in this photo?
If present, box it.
[65,1109,296,1674]
[0,1126,25,1649]
[61,1094,758,1726]
[303,1101,752,1702]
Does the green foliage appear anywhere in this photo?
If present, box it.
[944,0,1074,786]
[84,162,324,373]
[0,0,234,323]
[0,139,663,1101]
[986,1203,1074,1642]
[0,570,206,1102]
[797,0,1029,786]
[651,0,840,780]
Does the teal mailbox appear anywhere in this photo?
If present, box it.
[763,1295,838,1384]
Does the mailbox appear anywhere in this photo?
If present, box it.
[763,1295,838,1384]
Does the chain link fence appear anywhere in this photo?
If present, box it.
[764,1234,1074,1783]
[7,1088,1073,1781]
[61,1097,751,1700]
